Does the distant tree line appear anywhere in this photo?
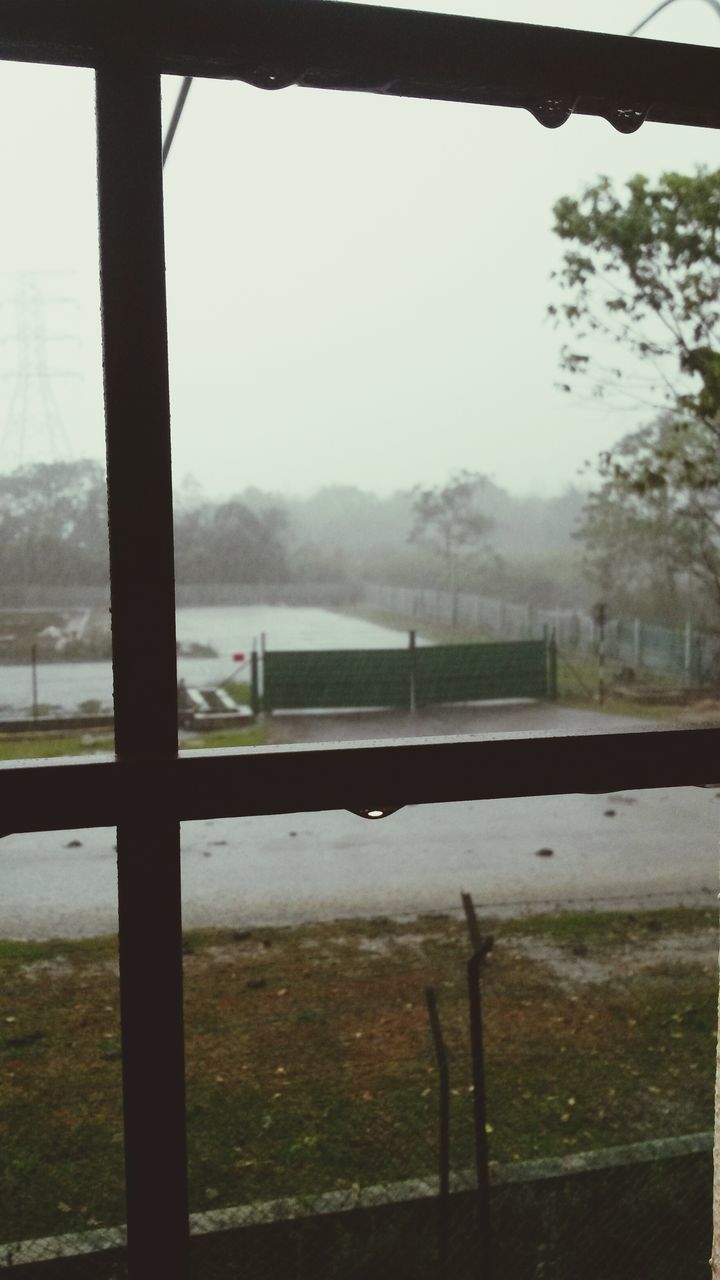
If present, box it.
[0,461,109,586]
[0,460,597,620]
[16,457,699,619]
[0,461,290,586]
[0,460,590,599]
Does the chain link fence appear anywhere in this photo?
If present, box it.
[364,582,720,685]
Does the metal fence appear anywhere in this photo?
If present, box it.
[364,583,720,685]
[2,1137,710,1279]
[260,639,553,712]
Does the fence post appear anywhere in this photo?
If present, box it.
[425,988,450,1276]
[259,631,267,714]
[633,618,642,671]
[684,619,693,687]
[593,603,607,706]
[695,633,705,685]
[30,643,38,719]
[467,952,493,1280]
[409,629,417,713]
[547,629,558,701]
[250,649,260,715]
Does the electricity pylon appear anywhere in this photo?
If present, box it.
[0,271,78,471]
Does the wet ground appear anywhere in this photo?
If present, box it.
[263,700,654,741]
[1,703,718,938]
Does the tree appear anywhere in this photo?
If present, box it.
[550,168,720,419]
[0,459,109,584]
[174,499,290,583]
[409,471,495,621]
[550,168,720,617]
[575,417,714,618]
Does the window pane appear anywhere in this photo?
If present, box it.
[180,794,715,1277]
[0,64,112,763]
[164,70,720,754]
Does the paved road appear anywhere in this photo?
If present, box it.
[2,706,718,937]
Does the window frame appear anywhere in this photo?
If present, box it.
[1,5,720,1277]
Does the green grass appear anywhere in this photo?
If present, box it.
[0,721,268,762]
[1,908,715,1243]
[0,673,266,762]
[555,651,682,721]
[185,725,267,749]
[0,733,115,761]
[222,680,252,705]
[508,907,718,949]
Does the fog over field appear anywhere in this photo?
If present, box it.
[1,0,718,501]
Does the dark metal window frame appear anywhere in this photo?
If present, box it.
[1,5,719,1276]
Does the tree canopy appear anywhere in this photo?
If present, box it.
[409,471,495,588]
[0,460,291,586]
[550,167,720,422]
[0,460,109,584]
[550,168,720,618]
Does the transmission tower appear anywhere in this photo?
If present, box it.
[0,271,78,471]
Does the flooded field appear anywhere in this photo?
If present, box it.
[0,605,413,713]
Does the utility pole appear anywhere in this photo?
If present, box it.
[31,643,38,719]
[0,271,78,468]
[593,601,607,707]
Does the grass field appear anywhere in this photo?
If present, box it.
[1,906,715,1245]
[0,724,266,763]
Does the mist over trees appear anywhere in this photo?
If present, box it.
[409,470,496,583]
[550,166,720,623]
[0,460,109,585]
[174,497,290,583]
[0,461,289,586]
[0,459,589,608]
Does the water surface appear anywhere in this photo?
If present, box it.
[0,606,415,712]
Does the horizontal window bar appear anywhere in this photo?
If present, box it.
[0,0,718,130]
[1,724,719,834]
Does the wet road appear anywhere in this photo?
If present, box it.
[2,706,718,937]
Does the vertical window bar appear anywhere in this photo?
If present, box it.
[95,65,189,1278]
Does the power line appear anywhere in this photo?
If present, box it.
[629,0,720,36]
[161,3,720,163]
[163,76,193,168]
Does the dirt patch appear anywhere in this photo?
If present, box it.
[20,955,75,981]
[676,702,720,726]
[346,933,429,957]
[510,929,718,989]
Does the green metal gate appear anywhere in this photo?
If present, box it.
[260,639,554,711]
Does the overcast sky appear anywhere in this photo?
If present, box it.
[0,0,718,498]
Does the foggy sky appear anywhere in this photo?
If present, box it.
[0,0,718,498]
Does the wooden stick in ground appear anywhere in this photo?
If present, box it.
[707,936,712,1274]
[425,986,450,1275]
[461,891,494,961]
[467,952,493,1280]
